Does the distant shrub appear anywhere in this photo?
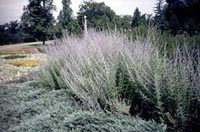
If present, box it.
[3,55,27,60]
[34,29,200,131]
[0,32,23,45]
[21,33,37,43]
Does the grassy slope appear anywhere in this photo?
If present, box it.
[0,41,53,51]
[0,82,166,132]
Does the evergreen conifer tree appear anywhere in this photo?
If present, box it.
[57,0,73,29]
[131,7,141,27]
[154,0,165,27]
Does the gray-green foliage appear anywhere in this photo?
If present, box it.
[63,112,166,132]
[35,29,200,131]
[0,83,166,132]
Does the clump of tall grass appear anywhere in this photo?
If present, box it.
[35,31,128,111]
[34,29,200,131]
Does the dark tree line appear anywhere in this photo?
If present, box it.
[0,21,22,45]
[1,0,200,45]
[156,0,200,35]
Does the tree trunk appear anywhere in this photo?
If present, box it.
[43,40,45,45]
[42,0,46,46]
[42,34,45,45]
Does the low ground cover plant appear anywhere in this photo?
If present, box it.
[34,30,200,131]
[0,83,166,132]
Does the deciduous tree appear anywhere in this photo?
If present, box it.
[21,0,55,45]
[77,0,116,30]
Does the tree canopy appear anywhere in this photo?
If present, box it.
[115,15,132,30]
[131,7,141,27]
[1,0,200,45]
[155,0,200,35]
[57,0,81,35]
[57,0,72,29]
[21,0,55,44]
[77,0,116,30]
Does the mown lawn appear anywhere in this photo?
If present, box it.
[0,41,53,51]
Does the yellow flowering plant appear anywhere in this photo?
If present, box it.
[8,60,39,67]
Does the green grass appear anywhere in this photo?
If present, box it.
[0,41,53,51]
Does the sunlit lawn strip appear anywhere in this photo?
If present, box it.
[0,48,39,55]
[8,60,40,67]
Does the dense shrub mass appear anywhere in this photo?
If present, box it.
[62,112,166,132]
[3,55,27,60]
[34,30,200,131]
[0,82,166,132]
